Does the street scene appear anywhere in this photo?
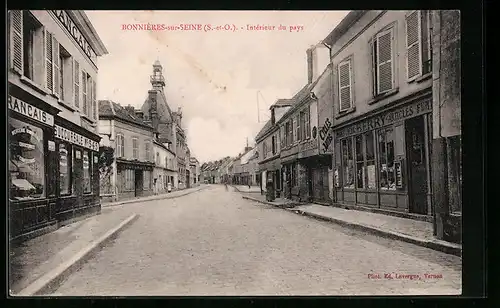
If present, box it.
[8,10,462,296]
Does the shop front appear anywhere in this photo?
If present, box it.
[258,157,281,197]
[116,159,155,201]
[8,91,60,242]
[333,96,433,217]
[53,117,101,223]
[280,145,299,200]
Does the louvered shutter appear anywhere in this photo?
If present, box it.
[376,29,394,94]
[45,31,53,92]
[338,60,352,111]
[74,60,80,107]
[280,125,285,149]
[52,36,60,96]
[292,117,297,143]
[93,80,97,120]
[406,10,422,81]
[10,10,23,74]
[82,71,87,115]
[87,76,92,118]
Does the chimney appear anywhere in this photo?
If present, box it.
[306,47,314,84]
[148,90,159,129]
[125,105,136,117]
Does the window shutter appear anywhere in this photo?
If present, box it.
[52,36,60,96]
[406,10,422,81]
[93,79,97,120]
[45,31,53,92]
[74,60,80,107]
[305,107,311,138]
[292,117,297,143]
[9,10,23,74]
[88,76,93,118]
[338,60,352,111]
[280,126,285,149]
[376,29,394,94]
[82,71,87,115]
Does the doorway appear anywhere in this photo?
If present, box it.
[186,170,190,188]
[134,170,143,197]
[405,116,428,215]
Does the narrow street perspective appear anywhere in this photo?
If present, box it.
[48,185,461,296]
[8,10,470,298]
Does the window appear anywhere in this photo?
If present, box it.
[132,138,139,159]
[146,142,152,162]
[378,128,396,190]
[143,170,151,190]
[284,122,290,147]
[263,141,267,159]
[82,71,87,114]
[156,152,160,165]
[74,60,80,108]
[83,150,92,193]
[271,136,276,155]
[297,114,302,141]
[338,59,353,111]
[116,134,125,158]
[353,132,376,190]
[9,118,45,200]
[293,117,298,143]
[406,10,432,81]
[372,27,395,95]
[122,169,135,191]
[9,11,41,82]
[59,143,71,195]
[288,120,294,145]
[82,72,92,118]
[58,46,73,103]
[305,107,311,139]
[341,138,355,189]
[280,125,285,150]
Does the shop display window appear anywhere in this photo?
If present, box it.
[378,128,396,190]
[9,118,45,200]
[341,138,355,189]
[83,150,92,193]
[59,143,72,195]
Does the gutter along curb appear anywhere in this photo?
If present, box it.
[15,213,140,296]
[102,186,208,208]
[242,195,461,257]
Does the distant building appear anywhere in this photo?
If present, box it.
[98,100,155,202]
[153,138,176,194]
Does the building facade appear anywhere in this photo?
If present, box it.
[98,101,155,202]
[153,140,177,194]
[189,157,200,187]
[8,10,108,242]
[325,11,435,217]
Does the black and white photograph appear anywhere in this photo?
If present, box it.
[8,10,465,296]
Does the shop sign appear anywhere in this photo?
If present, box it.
[75,150,82,159]
[8,96,54,126]
[54,125,99,151]
[319,118,333,154]
[298,139,319,159]
[50,10,97,64]
[335,99,432,139]
[395,160,403,188]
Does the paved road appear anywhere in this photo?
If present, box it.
[52,185,462,296]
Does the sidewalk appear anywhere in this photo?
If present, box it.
[102,185,208,208]
[9,210,139,296]
[241,193,306,208]
[241,195,462,257]
[230,185,261,193]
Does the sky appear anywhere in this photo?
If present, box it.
[86,10,349,163]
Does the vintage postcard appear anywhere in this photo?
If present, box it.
[8,10,463,296]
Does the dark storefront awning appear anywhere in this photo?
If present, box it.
[258,158,281,172]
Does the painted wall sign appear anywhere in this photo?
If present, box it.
[54,125,99,151]
[335,99,432,139]
[50,10,97,64]
[319,118,333,154]
[8,96,54,126]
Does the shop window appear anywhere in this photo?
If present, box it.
[355,135,365,189]
[406,10,432,81]
[334,140,341,188]
[59,142,71,195]
[83,150,92,193]
[372,26,395,95]
[124,169,135,191]
[378,128,397,190]
[365,132,376,189]
[9,118,45,200]
[132,138,139,159]
[143,170,151,190]
[341,138,355,189]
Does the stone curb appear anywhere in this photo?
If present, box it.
[102,186,208,208]
[292,209,462,257]
[241,195,299,209]
[14,213,140,296]
[242,195,461,257]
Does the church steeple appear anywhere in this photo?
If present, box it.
[150,60,166,90]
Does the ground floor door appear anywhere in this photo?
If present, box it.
[186,170,191,188]
[406,115,429,214]
[135,170,143,197]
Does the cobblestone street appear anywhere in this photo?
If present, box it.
[52,185,462,296]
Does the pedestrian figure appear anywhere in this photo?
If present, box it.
[266,178,275,202]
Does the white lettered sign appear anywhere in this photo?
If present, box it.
[8,96,54,126]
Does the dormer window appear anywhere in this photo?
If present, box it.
[271,108,276,125]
